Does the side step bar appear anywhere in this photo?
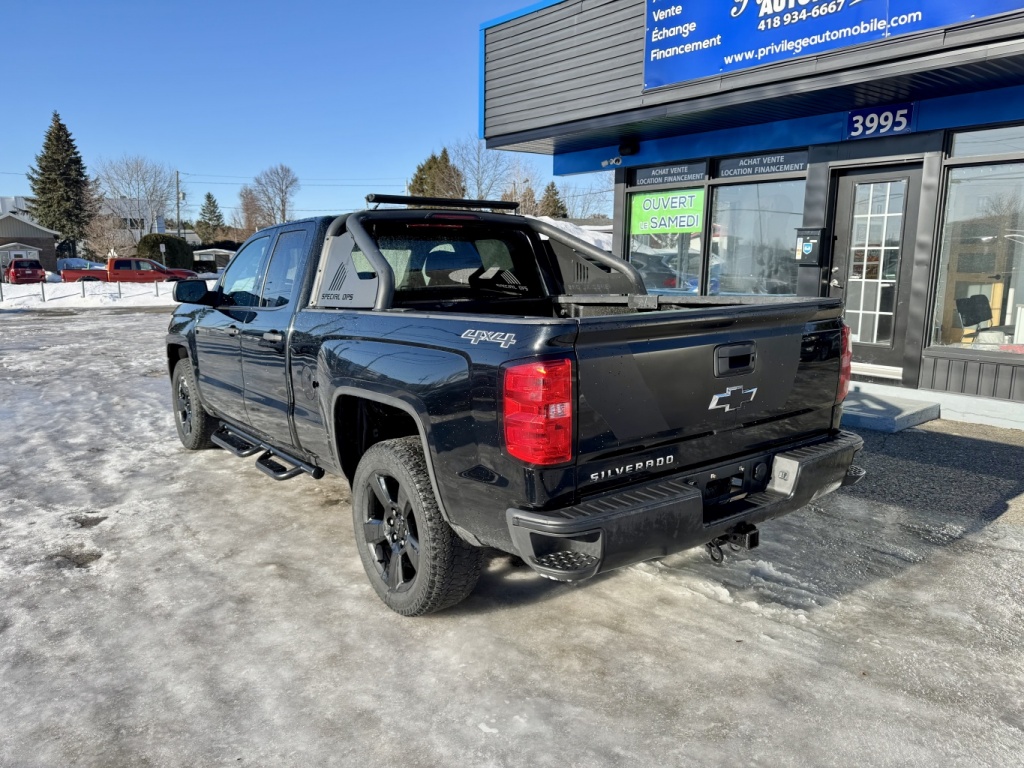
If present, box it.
[212,424,325,481]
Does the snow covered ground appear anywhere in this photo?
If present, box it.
[1,308,1023,767]
[0,280,193,311]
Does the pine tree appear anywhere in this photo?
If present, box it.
[408,148,466,199]
[538,182,569,218]
[26,112,94,255]
[195,192,226,242]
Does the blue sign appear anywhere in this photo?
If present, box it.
[845,102,915,140]
[645,0,1024,89]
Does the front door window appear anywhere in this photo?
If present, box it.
[831,165,921,376]
[845,180,907,345]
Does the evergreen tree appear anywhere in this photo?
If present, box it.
[26,112,94,255]
[538,182,569,218]
[195,192,226,242]
[408,148,466,199]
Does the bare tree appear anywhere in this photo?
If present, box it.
[559,172,614,219]
[251,164,300,224]
[448,136,520,200]
[231,185,274,237]
[82,179,134,257]
[95,156,176,243]
[498,156,544,215]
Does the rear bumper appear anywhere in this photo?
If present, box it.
[506,430,864,581]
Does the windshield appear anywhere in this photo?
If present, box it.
[13,260,42,269]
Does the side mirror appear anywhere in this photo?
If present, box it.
[173,279,214,305]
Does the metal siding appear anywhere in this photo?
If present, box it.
[948,360,966,393]
[964,362,982,396]
[484,0,644,139]
[919,357,935,390]
[996,366,1015,399]
[979,364,997,398]
[921,355,1024,402]
[1013,368,1024,402]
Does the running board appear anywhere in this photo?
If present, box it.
[211,429,262,457]
[212,424,325,481]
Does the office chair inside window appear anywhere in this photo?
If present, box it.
[955,294,994,342]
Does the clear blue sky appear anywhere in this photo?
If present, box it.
[2,0,550,220]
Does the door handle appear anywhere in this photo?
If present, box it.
[227,325,240,337]
[830,279,843,289]
[262,331,284,343]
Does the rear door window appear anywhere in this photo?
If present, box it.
[261,229,308,308]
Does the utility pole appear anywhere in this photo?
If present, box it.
[176,170,182,239]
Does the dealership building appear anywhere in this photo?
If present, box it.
[482,0,1024,417]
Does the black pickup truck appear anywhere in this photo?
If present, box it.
[167,195,863,616]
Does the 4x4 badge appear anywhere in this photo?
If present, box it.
[709,386,758,412]
[462,329,517,348]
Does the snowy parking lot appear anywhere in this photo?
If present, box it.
[1,307,1023,767]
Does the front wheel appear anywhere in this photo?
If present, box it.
[352,437,482,616]
[171,359,215,449]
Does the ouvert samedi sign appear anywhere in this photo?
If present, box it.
[644,0,1024,89]
[630,189,705,235]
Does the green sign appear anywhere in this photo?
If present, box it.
[630,189,705,235]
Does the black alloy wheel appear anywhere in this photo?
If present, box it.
[351,437,482,616]
[171,359,215,450]
[362,471,421,593]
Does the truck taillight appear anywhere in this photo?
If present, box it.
[837,324,853,403]
[503,359,574,465]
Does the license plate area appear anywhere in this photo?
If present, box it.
[683,454,772,525]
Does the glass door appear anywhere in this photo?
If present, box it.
[831,166,922,375]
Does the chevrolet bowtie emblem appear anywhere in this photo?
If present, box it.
[709,386,758,412]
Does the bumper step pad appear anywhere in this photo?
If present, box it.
[532,551,600,575]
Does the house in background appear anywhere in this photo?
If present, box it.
[0,198,60,271]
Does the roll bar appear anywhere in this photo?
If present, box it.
[525,218,646,295]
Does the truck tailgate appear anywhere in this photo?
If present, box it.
[574,300,843,492]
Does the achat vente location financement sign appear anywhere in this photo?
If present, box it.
[644,0,1024,89]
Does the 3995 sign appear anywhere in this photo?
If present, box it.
[846,103,916,140]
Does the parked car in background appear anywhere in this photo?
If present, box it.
[4,259,47,284]
[61,257,197,283]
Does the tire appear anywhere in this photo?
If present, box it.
[352,437,482,616]
[171,359,215,450]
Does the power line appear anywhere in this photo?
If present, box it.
[181,179,405,188]
[179,171,406,182]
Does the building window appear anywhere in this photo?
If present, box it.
[952,125,1024,158]
[627,187,706,293]
[931,163,1024,354]
[709,180,804,296]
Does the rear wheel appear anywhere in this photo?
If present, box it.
[352,437,482,616]
[171,359,215,449]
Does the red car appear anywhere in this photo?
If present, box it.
[5,259,47,284]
